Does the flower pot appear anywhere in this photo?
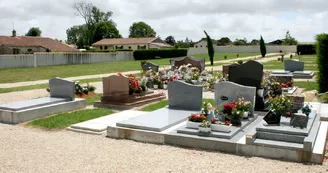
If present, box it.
[159,83,164,89]
[211,124,231,132]
[153,84,158,89]
[186,121,201,129]
[199,127,211,133]
[230,117,242,126]
[163,84,168,90]
[242,112,249,119]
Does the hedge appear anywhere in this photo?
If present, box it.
[316,34,328,93]
[297,44,316,55]
[133,49,188,60]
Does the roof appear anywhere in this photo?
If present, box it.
[150,42,173,48]
[92,37,157,46]
[0,36,79,52]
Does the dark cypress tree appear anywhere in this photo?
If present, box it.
[204,30,214,65]
[260,36,266,57]
[316,33,328,93]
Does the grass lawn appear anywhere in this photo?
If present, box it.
[0,53,259,84]
[141,98,215,112]
[85,94,102,105]
[263,55,318,71]
[27,108,114,129]
[294,81,318,91]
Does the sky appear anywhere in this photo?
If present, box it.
[0,0,327,43]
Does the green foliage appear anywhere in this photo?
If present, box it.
[25,27,42,37]
[250,39,260,45]
[269,94,292,116]
[316,33,328,93]
[217,37,231,46]
[93,21,121,42]
[319,93,328,103]
[204,30,214,65]
[200,120,211,128]
[129,22,156,38]
[237,60,243,64]
[282,31,298,45]
[165,36,176,45]
[174,41,192,48]
[297,44,316,55]
[133,49,187,60]
[260,36,266,57]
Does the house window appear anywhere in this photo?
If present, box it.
[27,49,32,52]
[195,46,198,48]
[129,46,131,49]
[104,46,108,50]
[100,46,103,50]
[138,45,146,50]
[200,45,203,48]
[13,48,20,54]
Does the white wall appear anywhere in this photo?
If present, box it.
[188,45,297,55]
[0,52,134,69]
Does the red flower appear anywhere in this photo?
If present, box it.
[287,112,291,116]
[117,72,122,76]
[211,119,216,124]
[282,84,288,88]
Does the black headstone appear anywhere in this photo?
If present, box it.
[263,110,281,125]
[229,60,263,88]
[141,62,159,72]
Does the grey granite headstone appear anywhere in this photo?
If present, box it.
[141,62,159,72]
[168,81,203,111]
[290,113,308,129]
[229,60,263,88]
[214,81,256,113]
[284,60,304,72]
[49,78,75,100]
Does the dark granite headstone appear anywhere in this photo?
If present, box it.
[284,60,304,72]
[263,110,281,125]
[229,60,263,88]
[141,62,159,72]
[291,96,305,113]
[170,56,205,71]
[290,113,308,129]
[222,63,240,75]
[168,81,203,111]
[49,78,75,100]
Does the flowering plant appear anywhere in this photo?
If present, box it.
[229,108,243,119]
[269,81,283,98]
[199,120,211,128]
[234,97,251,112]
[127,74,142,94]
[269,94,292,116]
[202,102,213,115]
[223,103,236,115]
[152,75,161,85]
[188,114,206,122]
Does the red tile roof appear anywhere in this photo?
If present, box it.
[0,36,79,52]
[92,37,157,46]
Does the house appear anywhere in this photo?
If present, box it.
[193,39,217,48]
[92,37,173,50]
[0,30,79,54]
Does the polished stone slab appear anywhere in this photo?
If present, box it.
[0,97,69,111]
[116,107,198,132]
[49,78,75,100]
[177,115,258,139]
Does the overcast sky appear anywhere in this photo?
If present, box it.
[0,0,327,43]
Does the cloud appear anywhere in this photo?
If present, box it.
[0,0,327,42]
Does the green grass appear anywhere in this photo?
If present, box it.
[294,81,318,91]
[193,53,259,62]
[141,98,215,112]
[27,108,114,129]
[85,94,102,105]
[263,55,318,71]
[0,53,259,84]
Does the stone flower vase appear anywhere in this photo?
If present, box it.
[153,84,158,89]
[242,111,249,119]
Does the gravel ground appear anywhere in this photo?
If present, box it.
[0,124,327,173]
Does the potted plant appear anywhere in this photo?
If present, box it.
[163,80,168,90]
[269,94,292,117]
[210,118,232,132]
[199,120,211,133]
[187,114,206,129]
[152,75,161,89]
[301,104,312,116]
[235,97,252,119]
[229,108,243,126]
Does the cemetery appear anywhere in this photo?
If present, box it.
[271,59,314,79]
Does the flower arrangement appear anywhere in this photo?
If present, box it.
[268,94,292,116]
[223,103,236,115]
[282,80,294,88]
[235,97,251,113]
[268,81,283,98]
[199,120,211,128]
[188,114,206,122]
[152,75,161,85]
[202,102,213,115]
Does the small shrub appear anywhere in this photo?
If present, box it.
[297,44,316,55]
[237,54,239,57]
[237,60,243,64]
[260,36,266,57]
[224,55,227,59]
[140,60,147,66]
[290,54,293,59]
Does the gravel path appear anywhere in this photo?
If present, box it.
[0,123,326,173]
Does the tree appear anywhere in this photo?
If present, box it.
[129,22,156,38]
[316,33,328,93]
[250,39,260,45]
[71,1,116,46]
[217,37,231,46]
[204,30,214,65]
[283,31,298,45]
[66,25,88,48]
[93,21,121,42]
[165,36,176,45]
[260,36,266,58]
[233,38,247,46]
[25,27,42,36]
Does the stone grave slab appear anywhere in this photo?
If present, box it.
[0,97,69,111]
[49,78,75,100]
[170,56,205,71]
[168,81,203,111]
[116,107,197,132]
[229,60,263,88]
[142,62,159,72]
[215,81,256,113]
[285,60,304,72]
[271,70,290,74]
[102,75,129,96]
[177,115,258,139]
